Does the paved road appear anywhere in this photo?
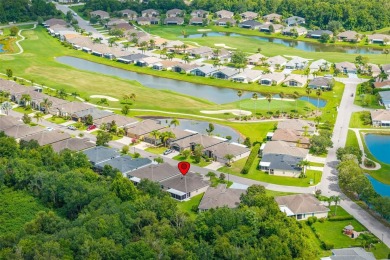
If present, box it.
[319,77,390,247]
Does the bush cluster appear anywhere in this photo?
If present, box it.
[241,144,260,174]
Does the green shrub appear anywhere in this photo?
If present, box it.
[328,215,353,221]
[307,216,317,225]
[241,144,260,174]
[322,241,334,250]
[318,217,326,223]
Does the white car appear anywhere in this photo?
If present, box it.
[46,127,54,131]
[163,149,173,155]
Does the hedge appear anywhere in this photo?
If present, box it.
[328,215,354,221]
[241,143,260,174]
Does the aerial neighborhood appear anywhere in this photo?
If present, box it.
[0,0,390,259]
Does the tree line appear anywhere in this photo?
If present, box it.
[82,0,389,31]
[0,0,60,24]
[0,133,319,259]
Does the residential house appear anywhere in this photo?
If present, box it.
[44,18,67,27]
[374,80,390,89]
[260,140,309,157]
[141,9,159,17]
[306,30,333,39]
[0,116,22,131]
[247,53,266,65]
[106,18,128,29]
[166,9,184,17]
[322,248,375,260]
[96,155,152,177]
[72,107,112,122]
[277,119,316,134]
[4,125,45,140]
[165,40,185,52]
[371,109,390,126]
[285,57,309,70]
[189,17,207,26]
[232,69,264,83]
[172,63,199,73]
[128,163,180,184]
[259,23,283,33]
[212,67,239,79]
[359,63,381,77]
[266,55,288,68]
[203,142,250,163]
[259,73,285,86]
[240,11,258,20]
[283,74,307,87]
[215,18,236,26]
[367,34,390,45]
[152,60,181,71]
[335,61,357,74]
[136,56,162,67]
[309,59,330,71]
[275,194,329,220]
[126,119,166,139]
[337,30,361,42]
[53,101,94,117]
[143,127,197,146]
[117,53,148,64]
[93,114,138,128]
[262,13,282,23]
[136,17,159,25]
[108,23,134,33]
[378,92,390,109]
[215,10,234,19]
[190,65,219,77]
[119,9,138,19]
[22,130,71,146]
[282,26,307,36]
[212,48,232,62]
[239,20,262,30]
[198,184,245,211]
[170,133,226,152]
[0,79,28,96]
[382,64,390,76]
[164,17,184,25]
[260,153,305,177]
[284,16,305,26]
[90,10,110,19]
[308,77,334,90]
[271,128,310,148]
[159,172,210,200]
[190,10,209,18]
[83,146,120,165]
[51,138,95,153]
[188,46,213,58]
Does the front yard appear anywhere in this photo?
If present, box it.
[145,146,168,155]
[172,154,211,167]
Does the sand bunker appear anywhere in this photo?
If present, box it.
[90,95,119,101]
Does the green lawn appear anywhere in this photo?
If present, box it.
[219,157,322,187]
[354,88,383,109]
[47,116,68,124]
[309,162,325,167]
[349,112,373,128]
[145,146,168,155]
[172,154,211,167]
[177,193,204,219]
[346,130,359,150]
[0,188,48,237]
[13,106,32,114]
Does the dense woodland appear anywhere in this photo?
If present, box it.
[0,133,319,259]
[82,0,390,31]
[0,0,60,24]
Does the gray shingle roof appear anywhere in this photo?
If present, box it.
[73,107,113,120]
[0,116,22,131]
[309,77,332,87]
[51,138,95,153]
[329,247,375,260]
[261,153,303,171]
[96,155,152,174]
[198,184,244,210]
[275,194,329,215]
[4,125,45,139]
[22,130,71,146]
[239,20,262,27]
[160,172,210,193]
[128,163,180,182]
[83,146,120,165]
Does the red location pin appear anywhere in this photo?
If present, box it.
[178,162,190,176]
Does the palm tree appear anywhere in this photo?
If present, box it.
[316,89,322,115]
[292,91,300,113]
[140,41,148,53]
[213,58,221,68]
[167,52,175,60]
[182,54,190,64]
[20,94,31,106]
[129,93,136,102]
[304,67,310,80]
[237,90,243,120]
[305,86,312,102]
[298,160,310,176]
[33,112,44,122]
[1,101,12,115]
[150,130,161,146]
[97,98,109,106]
[40,98,53,114]
[252,93,258,116]
[265,93,272,114]
[56,89,67,99]
[149,39,155,49]
[333,195,341,215]
[123,42,130,50]
[181,43,188,53]
[224,154,234,167]
[279,92,285,115]
[213,48,221,59]
[170,118,180,128]
[161,131,176,146]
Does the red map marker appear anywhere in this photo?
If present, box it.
[178,162,190,176]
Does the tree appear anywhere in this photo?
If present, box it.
[266,94,272,114]
[22,113,31,124]
[182,54,190,64]
[243,137,251,147]
[333,195,341,215]
[71,92,79,100]
[6,68,13,78]
[224,154,234,166]
[110,175,137,201]
[319,33,330,43]
[237,90,243,120]
[10,26,19,36]
[33,112,43,123]
[96,131,112,146]
[121,105,130,115]
[85,114,93,126]
[108,37,117,47]
[182,149,191,159]
[298,160,310,176]
[161,131,175,146]
[252,93,258,116]
[97,98,109,106]
[206,123,214,136]
[1,101,12,115]
[316,89,322,114]
[193,144,204,163]
[231,50,247,70]
[150,130,160,145]
[305,86,312,102]
[40,98,52,114]
[121,145,129,154]
[21,94,31,106]
[170,118,180,128]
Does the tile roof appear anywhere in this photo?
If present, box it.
[271,128,310,144]
[371,109,390,121]
[96,155,152,174]
[126,119,166,136]
[261,140,309,158]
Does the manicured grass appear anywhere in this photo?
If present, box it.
[354,88,383,109]
[177,193,204,219]
[219,157,322,187]
[223,121,276,143]
[349,112,373,128]
[346,130,360,150]
[265,190,297,197]
[13,106,33,114]
[309,162,325,167]
[0,188,48,237]
[172,154,211,167]
[47,116,68,124]
[145,146,168,155]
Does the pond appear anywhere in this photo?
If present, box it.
[57,56,326,107]
[0,44,4,53]
[155,118,242,142]
[180,32,384,54]
[364,134,390,164]
[366,175,390,197]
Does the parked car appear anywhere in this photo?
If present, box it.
[351,93,354,97]
[46,127,54,131]
[87,125,97,131]
[163,149,173,155]
[67,125,77,130]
